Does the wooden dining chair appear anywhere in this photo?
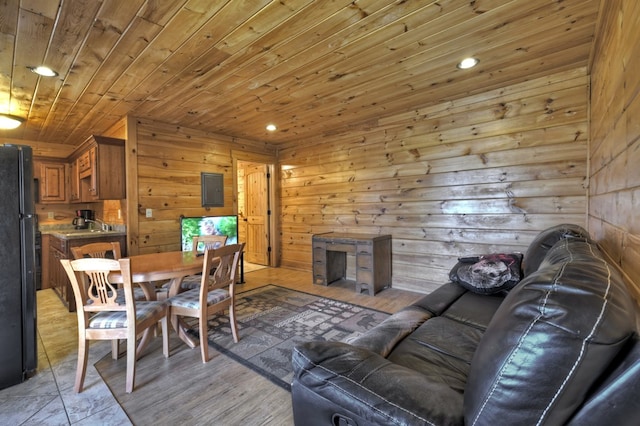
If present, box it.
[178,234,230,292]
[71,241,122,260]
[60,257,170,393]
[167,243,244,363]
[192,235,228,252]
[71,240,146,301]
[72,241,135,358]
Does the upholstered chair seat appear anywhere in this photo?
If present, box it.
[87,302,167,329]
[167,288,230,311]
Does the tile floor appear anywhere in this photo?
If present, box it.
[0,290,132,425]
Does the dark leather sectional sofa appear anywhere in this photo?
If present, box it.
[291,224,640,425]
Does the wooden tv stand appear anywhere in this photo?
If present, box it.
[312,233,392,296]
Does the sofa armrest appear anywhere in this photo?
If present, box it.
[292,341,464,425]
[348,306,432,357]
[346,282,467,358]
[412,281,467,316]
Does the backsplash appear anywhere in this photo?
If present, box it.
[36,199,126,231]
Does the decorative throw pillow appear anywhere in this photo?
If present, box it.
[449,253,523,295]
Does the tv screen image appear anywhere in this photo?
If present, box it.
[180,215,238,252]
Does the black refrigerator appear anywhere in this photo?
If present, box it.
[0,144,37,390]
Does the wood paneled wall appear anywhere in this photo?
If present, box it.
[589,0,640,298]
[128,118,276,255]
[278,68,589,293]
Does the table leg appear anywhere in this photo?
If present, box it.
[135,329,154,358]
[131,282,160,357]
[167,276,199,348]
[138,282,157,301]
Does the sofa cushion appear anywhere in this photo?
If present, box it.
[387,292,504,393]
[521,223,590,276]
[292,341,465,425]
[450,253,523,294]
[348,306,433,357]
[566,335,640,425]
[441,291,505,330]
[388,316,484,393]
[464,237,637,425]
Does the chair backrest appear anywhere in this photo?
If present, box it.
[60,258,135,323]
[192,235,228,253]
[71,241,122,260]
[201,243,245,294]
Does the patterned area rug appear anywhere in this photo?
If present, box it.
[188,284,389,391]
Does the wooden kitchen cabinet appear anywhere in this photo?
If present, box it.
[48,236,70,310]
[41,234,51,290]
[69,135,125,202]
[46,233,127,312]
[36,160,67,203]
[69,157,80,202]
[78,149,92,178]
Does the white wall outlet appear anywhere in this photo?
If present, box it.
[47,211,54,219]
[117,209,122,219]
[145,208,152,218]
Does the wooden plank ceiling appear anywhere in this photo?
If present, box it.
[0,0,601,148]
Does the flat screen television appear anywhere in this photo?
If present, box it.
[180,215,238,252]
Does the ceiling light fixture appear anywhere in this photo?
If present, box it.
[266,124,277,131]
[457,57,479,69]
[29,66,58,77]
[0,113,25,130]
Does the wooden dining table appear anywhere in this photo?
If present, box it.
[109,250,207,350]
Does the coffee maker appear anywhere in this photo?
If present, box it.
[72,209,94,229]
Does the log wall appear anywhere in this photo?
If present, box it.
[278,68,589,293]
[589,0,640,298]
[128,118,276,255]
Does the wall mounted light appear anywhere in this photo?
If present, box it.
[457,57,479,69]
[29,66,58,77]
[266,124,277,131]
[0,113,25,130]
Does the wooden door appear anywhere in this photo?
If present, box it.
[244,164,269,265]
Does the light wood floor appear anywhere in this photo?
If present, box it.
[102,266,423,425]
[3,266,423,425]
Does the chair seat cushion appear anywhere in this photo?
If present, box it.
[160,276,204,292]
[115,286,147,303]
[88,301,167,329]
[87,286,147,305]
[168,288,230,310]
[179,275,203,290]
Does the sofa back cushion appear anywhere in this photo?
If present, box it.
[464,237,637,425]
[521,223,590,276]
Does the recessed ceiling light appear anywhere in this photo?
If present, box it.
[0,113,25,129]
[457,57,479,69]
[266,124,277,131]
[29,66,58,77]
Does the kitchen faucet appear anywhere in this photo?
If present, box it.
[87,218,111,231]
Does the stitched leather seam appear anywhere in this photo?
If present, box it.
[293,349,438,426]
[471,239,612,426]
[538,241,611,423]
[470,305,542,425]
[471,241,571,425]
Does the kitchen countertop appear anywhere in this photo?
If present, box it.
[41,229,127,240]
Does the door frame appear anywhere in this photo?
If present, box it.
[232,151,278,267]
